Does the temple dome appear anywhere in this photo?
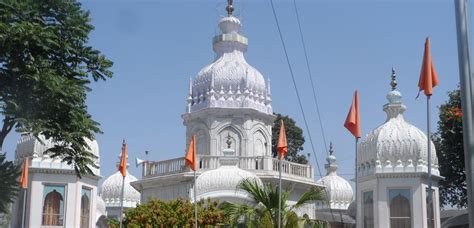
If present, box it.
[195,153,262,202]
[187,15,271,115]
[101,170,140,208]
[358,72,439,176]
[316,144,354,210]
[15,133,100,175]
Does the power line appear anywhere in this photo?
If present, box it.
[268,0,336,223]
[292,0,329,157]
[291,1,345,224]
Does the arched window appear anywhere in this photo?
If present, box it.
[80,188,91,228]
[389,189,411,228]
[363,191,374,228]
[42,185,65,226]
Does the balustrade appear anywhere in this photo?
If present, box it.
[143,155,313,179]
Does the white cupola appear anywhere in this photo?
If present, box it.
[358,68,439,176]
[101,154,140,216]
[356,68,441,228]
[195,147,262,203]
[316,143,354,210]
[15,133,101,176]
[187,2,271,115]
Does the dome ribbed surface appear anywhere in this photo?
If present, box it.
[101,171,140,208]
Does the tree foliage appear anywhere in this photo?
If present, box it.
[220,178,325,227]
[433,88,466,208]
[0,153,20,213]
[272,113,308,164]
[124,198,228,227]
[0,0,113,177]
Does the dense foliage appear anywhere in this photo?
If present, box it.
[433,88,466,208]
[124,198,228,227]
[272,113,308,164]
[0,153,20,213]
[0,0,113,177]
[220,178,325,227]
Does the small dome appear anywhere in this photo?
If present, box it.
[196,163,262,202]
[358,73,439,176]
[15,133,100,175]
[316,143,354,210]
[101,171,140,208]
[187,15,271,115]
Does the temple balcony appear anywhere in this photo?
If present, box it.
[140,155,314,182]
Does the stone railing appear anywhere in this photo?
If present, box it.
[143,155,313,180]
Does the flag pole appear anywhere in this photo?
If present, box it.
[278,158,282,228]
[21,188,27,228]
[119,175,125,228]
[354,137,358,224]
[426,95,433,211]
[455,0,474,225]
[194,169,198,228]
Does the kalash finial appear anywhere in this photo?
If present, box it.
[329,142,334,156]
[226,0,234,16]
[390,66,398,91]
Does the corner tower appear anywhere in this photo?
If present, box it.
[182,2,274,158]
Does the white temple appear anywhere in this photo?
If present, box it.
[11,134,103,228]
[355,69,442,228]
[131,3,322,219]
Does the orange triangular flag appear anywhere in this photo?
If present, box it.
[185,135,197,171]
[20,158,29,189]
[277,119,288,160]
[417,37,439,98]
[344,90,361,138]
[118,140,127,177]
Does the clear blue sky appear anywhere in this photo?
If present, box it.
[3,0,463,185]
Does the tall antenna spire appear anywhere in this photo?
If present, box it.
[226,0,234,16]
[390,66,398,91]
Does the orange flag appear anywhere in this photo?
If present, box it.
[417,37,439,97]
[185,135,197,171]
[20,158,29,189]
[277,119,288,160]
[118,140,127,177]
[344,90,361,138]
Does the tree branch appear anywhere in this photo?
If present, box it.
[0,117,15,151]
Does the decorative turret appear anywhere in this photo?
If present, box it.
[358,68,439,176]
[316,142,354,210]
[186,1,271,114]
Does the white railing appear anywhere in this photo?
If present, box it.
[143,155,313,180]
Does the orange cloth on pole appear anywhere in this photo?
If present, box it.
[119,141,127,177]
[185,135,197,171]
[277,120,288,160]
[20,158,29,189]
[344,90,361,138]
[418,37,439,97]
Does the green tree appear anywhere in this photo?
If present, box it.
[433,88,466,208]
[0,0,113,177]
[220,178,325,227]
[0,153,19,214]
[124,198,228,227]
[272,113,307,164]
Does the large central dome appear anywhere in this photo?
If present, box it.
[186,15,272,115]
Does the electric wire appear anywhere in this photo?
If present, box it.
[268,0,337,223]
[292,0,345,224]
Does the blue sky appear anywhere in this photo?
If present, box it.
[3,0,463,185]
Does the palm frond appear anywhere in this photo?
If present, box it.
[291,187,325,210]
